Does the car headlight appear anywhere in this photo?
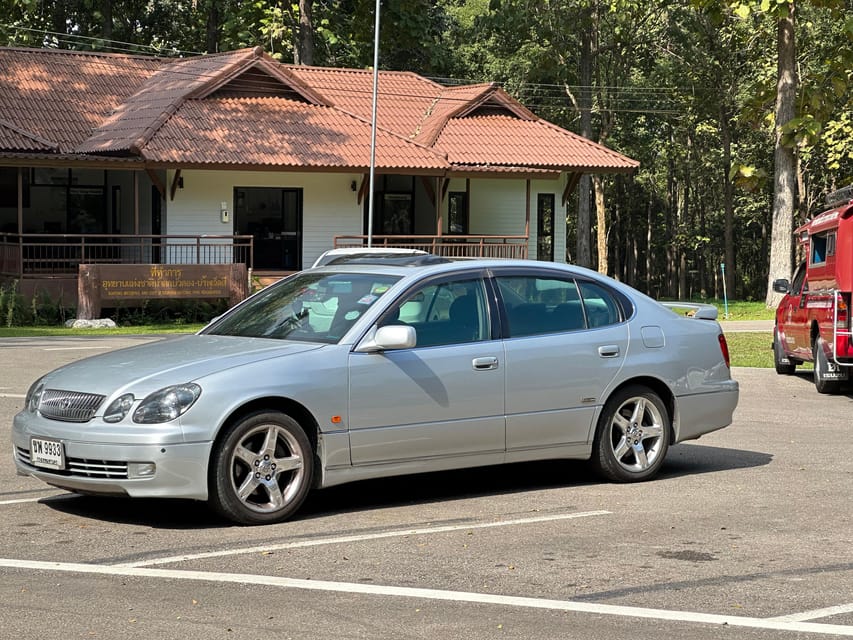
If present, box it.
[103,393,135,423]
[25,379,44,414]
[132,384,202,424]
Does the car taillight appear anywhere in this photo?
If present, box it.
[718,333,731,368]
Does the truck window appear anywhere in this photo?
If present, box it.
[791,262,807,295]
[812,236,825,264]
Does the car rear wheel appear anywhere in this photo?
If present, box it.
[209,411,313,525]
[773,327,796,375]
[591,385,671,482]
[813,337,842,395]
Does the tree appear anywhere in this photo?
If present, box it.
[767,3,797,307]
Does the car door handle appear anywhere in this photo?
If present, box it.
[598,345,620,358]
[472,356,499,370]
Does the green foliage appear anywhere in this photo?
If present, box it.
[110,299,230,327]
[0,281,75,327]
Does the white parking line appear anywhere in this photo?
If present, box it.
[769,603,853,622]
[0,493,77,506]
[117,510,612,567]
[42,346,111,352]
[1,558,851,636]
[0,393,25,399]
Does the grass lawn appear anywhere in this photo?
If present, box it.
[725,331,774,368]
[0,300,779,369]
[0,323,205,338]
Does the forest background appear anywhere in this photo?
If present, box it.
[1,0,852,305]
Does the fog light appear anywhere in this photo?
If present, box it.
[128,462,156,478]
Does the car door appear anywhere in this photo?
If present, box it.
[494,271,629,457]
[779,262,810,358]
[347,274,506,466]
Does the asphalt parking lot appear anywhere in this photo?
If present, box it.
[1,335,852,639]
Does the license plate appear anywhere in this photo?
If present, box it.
[30,437,65,470]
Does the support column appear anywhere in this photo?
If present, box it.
[133,171,140,235]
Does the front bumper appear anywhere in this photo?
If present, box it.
[12,412,213,500]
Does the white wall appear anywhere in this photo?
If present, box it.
[465,177,565,263]
[165,170,567,268]
[166,169,363,269]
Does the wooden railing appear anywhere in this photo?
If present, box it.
[333,234,529,259]
[0,233,254,277]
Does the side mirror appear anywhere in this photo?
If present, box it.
[355,325,417,353]
[772,278,791,294]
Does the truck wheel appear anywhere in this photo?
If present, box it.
[773,327,796,375]
[813,337,842,395]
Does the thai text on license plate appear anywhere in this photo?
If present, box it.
[30,437,65,470]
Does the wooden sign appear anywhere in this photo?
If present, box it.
[77,264,249,319]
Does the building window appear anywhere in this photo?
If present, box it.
[448,192,469,234]
[0,167,30,212]
[537,193,555,261]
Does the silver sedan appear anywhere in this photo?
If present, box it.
[12,259,738,524]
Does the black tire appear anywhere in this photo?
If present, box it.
[773,327,796,375]
[591,385,671,483]
[813,337,842,395]
[209,411,314,525]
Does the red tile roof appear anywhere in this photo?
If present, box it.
[436,115,638,171]
[143,97,447,171]
[0,47,163,152]
[0,46,638,175]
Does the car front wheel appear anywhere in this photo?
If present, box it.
[591,385,671,482]
[209,411,314,525]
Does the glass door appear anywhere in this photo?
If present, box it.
[235,187,303,269]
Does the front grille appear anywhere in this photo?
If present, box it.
[39,389,105,423]
[67,459,128,479]
[16,446,128,479]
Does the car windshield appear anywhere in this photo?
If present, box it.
[204,271,402,343]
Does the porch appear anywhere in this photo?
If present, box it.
[0,232,254,304]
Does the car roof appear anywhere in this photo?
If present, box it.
[321,253,450,267]
[313,258,607,281]
[311,247,432,267]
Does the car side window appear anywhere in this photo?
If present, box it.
[578,281,622,328]
[497,275,586,337]
[381,278,490,348]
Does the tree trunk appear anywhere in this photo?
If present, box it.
[766,4,797,307]
[205,1,220,53]
[593,175,607,275]
[646,198,653,296]
[295,0,314,65]
[103,0,113,42]
[720,105,736,299]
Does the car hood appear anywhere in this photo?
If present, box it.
[39,335,325,396]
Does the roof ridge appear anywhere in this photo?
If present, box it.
[324,103,448,162]
[415,84,528,148]
[0,45,165,62]
[286,64,445,90]
[0,117,58,151]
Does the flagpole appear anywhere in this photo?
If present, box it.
[366,0,381,248]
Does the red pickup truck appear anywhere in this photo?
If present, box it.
[772,185,853,394]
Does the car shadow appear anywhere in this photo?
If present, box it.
[40,443,772,530]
